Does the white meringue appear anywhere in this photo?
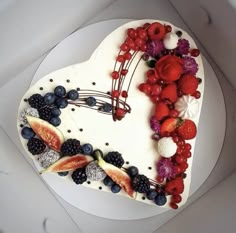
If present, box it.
[175,95,200,120]
[163,32,179,50]
[157,137,177,158]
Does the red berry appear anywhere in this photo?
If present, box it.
[172,194,182,203]
[140,44,147,52]
[170,202,179,209]
[120,43,129,52]
[143,22,151,29]
[170,109,179,118]
[191,49,200,57]
[124,52,132,60]
[177,90,184,97]
[121,90,128,98]
[126,38,135,49]
[177,119,197,140]
[180,162,188,171]
[147,22,166,40]
[117,55,125,63]
[160,117,178,136]
[183,151,192,158]
[175,155,186,164]
[161,83,178,103]
[176,147,183,155]
[121,69,128,76]
[138,28,147,39]
[115,108,126,120]
[111,71,119,80]
[173,165,182,175]
[155,101,170,121]
[138,83,146,92]
[151,84,162,96]
[143,83,152,95]
[111,90,120,98]
[146,69,155,78]
[150,95,160,103]
[127,28,137,39]
[172,135,179,143]
[178,74,199,95]
[165,25,172,33]
[177,139,185,146]
[156,176,164,183]
[147,75,157,85]
[135,38,144,47]
[193,90,201,99]
[184,143,191,151]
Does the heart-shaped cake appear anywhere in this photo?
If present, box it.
[17,19,204,209]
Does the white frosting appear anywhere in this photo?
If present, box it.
[175,95,200,120]
[163,32,179,50]
[157,137,177,158]
[17,19,205,208]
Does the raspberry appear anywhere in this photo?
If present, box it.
[155,102,170,121]
[178,74,199,95]
[160,83,178,103]
[147,22,166,40]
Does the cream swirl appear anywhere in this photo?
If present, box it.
[175,95,200,119]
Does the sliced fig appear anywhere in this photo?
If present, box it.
[26,116,64,152]
[40,154,93,173]
[95,150,135,198]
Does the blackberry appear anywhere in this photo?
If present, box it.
[104,151,124,168]
[28,94,45,109]
[61,139,82,156]
[71,167,87,184]
[27,138,46,155]
[38,106,52,121]
[132,174,150,193]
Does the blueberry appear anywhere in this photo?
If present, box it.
[50,117,61,126]
[154,194,167,206]
[44,92,56,105]
[51,107,61,117]
[102,103,112,112]
[81,143,93,155]
[146,189,158,200]
[21,127,35,139]
[67,89,79,100]
[58,171,69,176]
[127,166,139,177]
[86,97,96,107]
[103,176,114,186]
[54,85,66,97]
[55,98,68,109]
[111,183,121,193]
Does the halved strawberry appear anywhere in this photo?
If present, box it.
[165,177,184,195]
[160,83,178,103]
[160,117,180,136]
[178,74,199,95]
[176,119,197,140]
[155,102,169,121]
[147,22,166,40]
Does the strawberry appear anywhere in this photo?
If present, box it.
[147,22,166,40]
[176,119,197,140]
[160,83,178,103]
[155,102,169,121]
[178,74,199,95]
[165,177,184,195]
[160,117,179,136]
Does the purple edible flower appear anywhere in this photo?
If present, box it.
[183,56,199,75]
[150,116,160,133]
[176,39,190,55]
[157,158,175,178]
[146,40,164,58]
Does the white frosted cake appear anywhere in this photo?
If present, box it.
[17,19,204,209]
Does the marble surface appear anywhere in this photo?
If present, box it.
[0,0,236,232]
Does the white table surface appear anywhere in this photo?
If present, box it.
[0,0,236,232]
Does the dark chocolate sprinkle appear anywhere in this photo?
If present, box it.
[20,124,24,128]
[67,130,71,133]
[92,82,96,85]
[79,128,83,132]
[105,142,109,146]
[49,79,53,82]
[77,87,80,91]
[125,161,130,165]
[99,186,102,190]
[148,167,152,170]
[24,99,28,102]
[39,87,43,90]
[142,196,146,200]
[66,79,70,83]
[87,181,91,184]
[71,108,75,111]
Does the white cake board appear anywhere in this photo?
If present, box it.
[30,19,225,220]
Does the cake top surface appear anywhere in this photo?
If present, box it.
[17,19,204,211]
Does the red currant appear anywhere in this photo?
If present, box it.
[183,151,192,158]
[138,83,146,92]
[121,69,128,76]
[124,52,132,60]
[120,43,129,52]
[147,75,157,85]
[115,108,126,120]
[193,91,201,99]
[170,109,179,118]
[175,155,186,164]
[117,55,125,63]
[143,23,150,29]
[172,194,182,203]
[177,140,185,146]
[111,90,120,98]
[170,202,179,209]
[156,176,164,183]
[180,162,188,171]
[184,143,191,151]
[127,28,137,39]
[150,95,160,103]
[146,69,155,78]
[165,25,172,33]
[172,135,179,143]
[121,90,128,98]
[143,83,152,95]
[176,147,183,155]
[151,84,162,96]
[138,28,147,39]
[191,48,200,57]
[173,165,182,175]
[177,90,184,97]
[111,71,119,80]
[140,44,147,52]
[135,38,144,47]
